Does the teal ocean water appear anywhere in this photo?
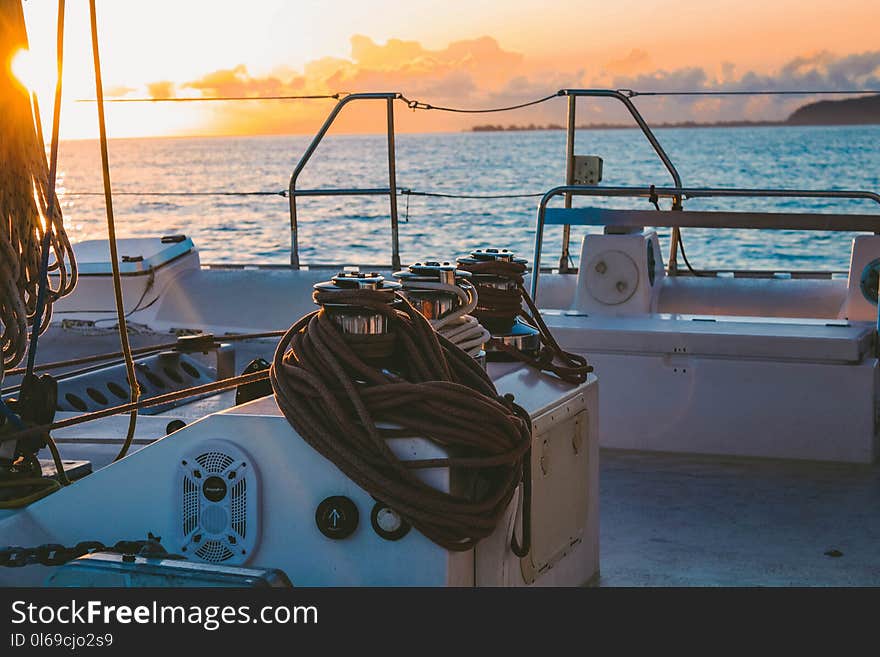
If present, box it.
[56,125,880,270]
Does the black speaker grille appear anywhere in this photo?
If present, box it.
[196,451,234,474]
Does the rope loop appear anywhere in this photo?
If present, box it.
[270,288,532,552]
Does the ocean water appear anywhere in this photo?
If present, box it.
[56,125,880,271]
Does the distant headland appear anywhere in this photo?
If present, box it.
[472,94,880,132]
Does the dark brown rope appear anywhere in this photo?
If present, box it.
[270,288,532,552]
[456,260,593,384]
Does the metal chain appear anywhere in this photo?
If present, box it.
[0,534,175,568]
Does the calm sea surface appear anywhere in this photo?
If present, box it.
[56,125,880,271]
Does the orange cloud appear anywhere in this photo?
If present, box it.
[146,80,176,99]
[604,49,653,77]
[137,35,541,135]
[183,64,303,97]
[131,36,880,136]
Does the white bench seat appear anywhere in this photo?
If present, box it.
[543,312,874,364]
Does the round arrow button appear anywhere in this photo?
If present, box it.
[315,496,359,540]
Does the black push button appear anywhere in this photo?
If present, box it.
[370,502,411,541]
[316,496,359,539]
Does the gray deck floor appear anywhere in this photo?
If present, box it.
[599,450,880,586]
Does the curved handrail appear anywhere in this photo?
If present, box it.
[559,90,683,190]
[530,185,880,299]
[557,90,686,271]
[287,88,691,270]
[288,92,401,269]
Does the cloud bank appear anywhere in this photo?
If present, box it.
[133,35,880,135]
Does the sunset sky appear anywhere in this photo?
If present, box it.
[15,0,880,139]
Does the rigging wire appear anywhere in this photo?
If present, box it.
[0,369,272,446]
[78,93,345,103]
[398,91,562,113]
[648,185,705,277]
[76,88,880,106]
[64,190,287,197]
[400,189,545,199]
[623,89,880,97]
[88,0,139,462]
[61,188,547,200]
[3,329,286,381]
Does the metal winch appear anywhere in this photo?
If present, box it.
[456,248,541,357]
[393,261,489,363]
[313,271,401,336]
[393,261,464,320]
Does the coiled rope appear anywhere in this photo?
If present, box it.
[457,259,593,384]
[0,0,74,509]
[270,287,532,552]
[398,277,490,358]
[0,0,76,377]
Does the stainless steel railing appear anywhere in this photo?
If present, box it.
[530,185,880,300]
[288,92,402,269]
[555,90,685,272]
[287,88,693,271]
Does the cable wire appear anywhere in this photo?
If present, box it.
[64,190,287,197]
[623,89,880,97]
[400,189,545,199]
[89,0,140,462]
[2,329,285,380]
[0,369,271,446]
[78,93,345,103]
[399,91,562,113]
[62,188,546,200]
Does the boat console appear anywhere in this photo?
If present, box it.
[1,263,600,588]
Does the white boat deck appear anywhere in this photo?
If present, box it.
[8,329,880,586]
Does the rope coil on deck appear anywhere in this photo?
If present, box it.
[270,287,532,551]
[457,258,593,384]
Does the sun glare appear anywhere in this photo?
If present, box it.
[10,48,37,90]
